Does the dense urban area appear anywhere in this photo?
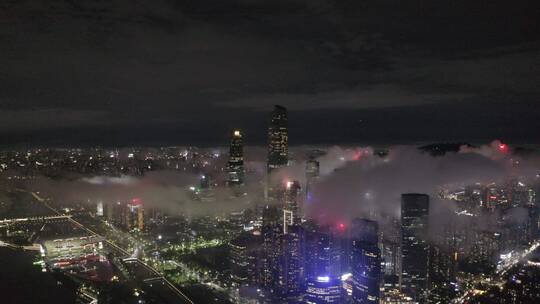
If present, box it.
[1,106,540,304]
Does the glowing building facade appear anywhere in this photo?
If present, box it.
[351,219,381,304]
[276,224,304,301]
[227,130,244,185]
[267,105,288,173]
[304,276,343,304]
[284,180,302,232]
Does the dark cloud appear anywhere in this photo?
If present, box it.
[1,0,539,145]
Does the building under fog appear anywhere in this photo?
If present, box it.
[284,180,302,232]
[400,193,430,302]
[305,157,320,202]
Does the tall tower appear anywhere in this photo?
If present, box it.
[400,193,430,302]
[305,157,320,202]
[267,105,288,173]
[227,130,244,185]
[276,224,304,301]
[351,218,381,304]
[261,205,281,289]
[304,226,343,304]
[284,180,301,233]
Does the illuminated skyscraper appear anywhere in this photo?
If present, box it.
[305,276,343,304]
[267,105,288,173]
[261,205,281,289]
[284,180,301,233]
[306,229,341,280]
[400,193,430,302]
[351,219,381,304]
[227,130,244,185]
[229,232,261,286]
[276,224,304,301]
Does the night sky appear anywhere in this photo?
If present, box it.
[1,0,539,146]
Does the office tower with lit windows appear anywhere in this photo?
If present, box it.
[283,180,302,232]
[229,232,261,286]
[305,275,343,304]
[260,205,282,290]
[400,193,430,302]
[227,130,244,185]
[351,218,381,304]
[427,244,456,303]
[304,225,343,303]
[305,228,340,280]
[267,105,288,173]
[276,224,304,301]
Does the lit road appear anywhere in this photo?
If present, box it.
[496,240,540,276]
[454,239,540,303]
[22,189,195,304]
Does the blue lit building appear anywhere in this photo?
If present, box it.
[304,276,342,304]
[276,224,304,301]
[351,219,381,304]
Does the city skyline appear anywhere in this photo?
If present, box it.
[1,1,540,304]
[0,105,539,303]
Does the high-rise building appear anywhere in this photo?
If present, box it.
[126,198,144,231]
[304,276,343,304]
[382,218,401,277]
[306,158,320,202]
[351,219,381,304]
[400,193,430,302]
[227,130,244,185]
[427,244,456,303]
[276,224,304,301]
[305,228,341,280]
[284,180,302,233]
[267,105,288,173]
[261,205,282,289]
[229,232,261,286]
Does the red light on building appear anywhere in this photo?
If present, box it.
[131,198,142,205]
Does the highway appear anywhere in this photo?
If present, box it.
[24,189,195,304]
[454,239,540,303]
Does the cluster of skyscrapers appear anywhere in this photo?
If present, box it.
[226,105,437,303]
